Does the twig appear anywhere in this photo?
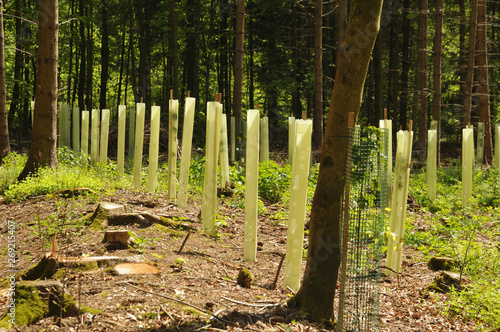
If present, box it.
[272,253,286,289]
[178,230,191,254]
[221,296,280,308]
[122,282,228,323]
[160,305,179,331]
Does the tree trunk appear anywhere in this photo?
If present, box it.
[137,0,151,108]
[313,0,323,148]
[9,0,23,140]
[463,0,478,126]
[233,0,244,120]
[335,0,347,64]
[390,4,400,123]
[185,0,201,103]
[0,0,10,160]
[399,0,410,129]
[77,0,86,110]
[291,0,383,322]
[476,0,491,163]
[418,0,428,159]
[99,0,109,110]
[373,33,383,123]
[18,0,59,181]
[432,0,443,165]
[168,0,179,99]
[459,0,466,112]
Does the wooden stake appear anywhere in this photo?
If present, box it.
[141,97,144,103]
[178,230,192,254]
[255,103,259,110]
[187,91,190,98]
[170,89,173,100]
[272,253,286,289]
[409,120,413,133]
[302,111,307,120]
[384,108,387,120]
[348,112,355,128]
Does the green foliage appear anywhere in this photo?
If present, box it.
[3,148,132,202]
[407,164,500,329]
[258,161,291,204]
[0,152,27,194]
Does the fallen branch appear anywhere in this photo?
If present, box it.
[272,253,286,289]
[221,296,280,308]
[122,282,228,323]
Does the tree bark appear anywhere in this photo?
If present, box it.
[335,0,348,65]
[168,0,179,99]
[18,0,59,181]
[233,0,244,121]
[77,0,86,110]
[399,0,410,129]
[291,0,383,322]
[137,0,151,108]
[0,0,10,160]
[418,0,428,159]
[432,0,443,165]
[463,0,478,126]
[313,0,323,148]
[476,0,491,163]
[459,0,466,112]
[390,5,400,123]
[99,0,109,110]
[373,33,383,123]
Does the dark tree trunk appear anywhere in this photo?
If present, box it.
[291,0,383,322]
[233,0,244,124]
[0,0,10,160]
[18,0,59,181]
[77,0,86,110]
[463,0,478,125]
[168,0,179,99]
[476,0,492,163]
[418,0,428,159]
[9,0,24,140]
[399,0,410,129]
[390,4,400,123]
[117,23,126,108]
[85,0,93,108]
[459,0,466,113]
[432,0,443,165]
[373,33,383,123]
[99,0,109,110]
[137,0,151,108]
[313,0,323,148]
[185,0,201,102]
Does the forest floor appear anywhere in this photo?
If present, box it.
[0,189,479,331]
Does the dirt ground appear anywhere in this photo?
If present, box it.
[0,189,478,331]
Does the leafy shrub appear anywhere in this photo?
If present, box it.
[257,161,291,204]
[0,152,27,194]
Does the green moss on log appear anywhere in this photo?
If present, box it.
[19,256,59,280]
[154,223,185,237]
[0,284,47,328]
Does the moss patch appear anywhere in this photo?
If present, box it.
[0,284,47,328]
[427,257,456,271]
[18,256,59,280]
[237,268,253,288]
[154,223,185,237]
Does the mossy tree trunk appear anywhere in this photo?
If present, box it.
[0,0,10,161]
[291,0,383,323]
[18,0,59,181]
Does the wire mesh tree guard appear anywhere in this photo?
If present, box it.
[337,122,389,332]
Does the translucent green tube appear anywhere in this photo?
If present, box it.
[148,106,161,193]
[133,103,145,187]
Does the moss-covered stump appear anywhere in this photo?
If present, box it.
[237,268,253,288]
[426,271,469,293]
[0,281,79,328]
[18,255,59,280]
[79,202,126,230]
[427,257,456,271]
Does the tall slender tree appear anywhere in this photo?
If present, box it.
[291,0,383,322]
[313,0,323,148]
[463,0,478,125]
[476,0,492,163]
[418,0,428,159]
[0,0,10,161]
[18,0,59,181]
[99,0,109,110]
[432,0,444,165]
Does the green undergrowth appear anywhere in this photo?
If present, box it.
[407,162,500,329]
[1,147,132,202]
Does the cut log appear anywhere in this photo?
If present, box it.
[103,230,135,249]
[113,263,160,275]
[427,257,456,271]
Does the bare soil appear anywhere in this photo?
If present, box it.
[0,189,478,331]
